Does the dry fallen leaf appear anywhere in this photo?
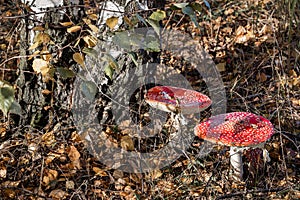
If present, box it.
[256,72,267,82]
[146,169,163,180]
[60,21,73,27]
[66,180,75,190]
[32,58,49,76]
[43,169,58,186]
[42,89,52,95]
[68,145,81,169]
[216,62,226,72]
[93,167,108,177]
[83,35,97,47]
[67,25,81,33]
[0,166,7,178]
[73,52,85,68]
[120,135,134,151]
[42,131,56,147]
[49,189,68,199]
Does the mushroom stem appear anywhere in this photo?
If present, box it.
[229,146,244,181]
[170,112,188,130]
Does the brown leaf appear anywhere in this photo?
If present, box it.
[68,145,81,169]
[66,180,75,190]
[120,135,134,151]
[42,89,52,95]
[0,166,7,178]
[93,167,108,176]
[256,72,267,82]
[146,169,163,180]
[49,189,68,199]
[42,131,56,147]
[68,146,80,161]
[43,169,58,186]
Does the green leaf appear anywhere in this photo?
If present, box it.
[113,32,145,51]
[146,19,160,35]
[102,54,119,70]
[0,81,15,116]
[9,100,22,116]
[104,65,114,80]
[144,36,160,52]
[182,6,200,28]
[149,10,166,21]
[82,47,98,59]
[190,2,202,13]
[173,3,189,8]
[112,32,132,50]
[80,81,97,101]
[128,52,139,67]
[56,67,75,79]
[135,14,148,26]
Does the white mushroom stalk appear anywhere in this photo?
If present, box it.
[194,112,274,181]
[145,86,212,128]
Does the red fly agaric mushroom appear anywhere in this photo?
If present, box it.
[145,86,212,115]
[194,112,274,180]
[145,86,211,128]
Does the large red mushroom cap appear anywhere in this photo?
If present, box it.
[145,86,212,114]
[194,112,274,147]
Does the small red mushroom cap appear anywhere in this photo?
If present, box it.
[194,112,274,147]
[145,86,212,114]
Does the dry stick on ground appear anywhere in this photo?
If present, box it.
[215,187,289,200]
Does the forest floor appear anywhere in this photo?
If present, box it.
[0,0,299,199]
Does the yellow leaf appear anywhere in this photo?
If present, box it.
[73,52,85,68]
[32,26,45,31]
[42,89,52,95]
[41,50,52,61]
[88,24,99,33]
[67,25,81,33]
[120,135,134,151]
[123,16,134,26]
[28,50,40,60]
[28,42,40,50]
[32,58,49,76]
[93,167,108,176]
[34,32,50,44]
[83,35,97,47]
[88,13,98,21]
[82,18,91,25]
[216,62,226,72]
[60,21,73,27]
[106,16,119,29]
